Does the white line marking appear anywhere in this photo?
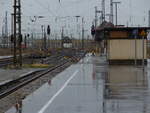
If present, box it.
[38,70,79,113]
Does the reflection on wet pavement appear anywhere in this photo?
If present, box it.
[105,65,150,113]
[5,55,150,113]
[6,55,106,113]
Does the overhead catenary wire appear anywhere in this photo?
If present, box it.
[33,0,58,17]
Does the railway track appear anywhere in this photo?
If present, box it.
[0,51,86,99]
[0,60,68,99]
[0,54,62,67]
[0,55,29,67]
[0,57,13,67]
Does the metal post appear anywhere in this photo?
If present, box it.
[47,34,50,49]
[110,0,113,23]
[102,0,105,22]
[13,0,17,66]
[100,13,103,25]
[115,3,117,25]
[24,35,27,48]
[43,26,47,51]
[61,27,64,49]
[82,17,84,49]
[5,11,8,48]
[142,36,145,69]
[41,25,44,49]
[18,0,22,67]
[134,35,137,66]
[113,2,121,26]
[95,6,98,28]
[13,0,22,67]
[148,10,150,27]
[11,13,14,53]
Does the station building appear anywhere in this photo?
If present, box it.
[95,24,150,65]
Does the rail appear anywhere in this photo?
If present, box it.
[0,51,87,99]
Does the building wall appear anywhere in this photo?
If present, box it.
[107,39,147,60]
[110,31,129,38]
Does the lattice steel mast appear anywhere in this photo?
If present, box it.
[13,0,22,67]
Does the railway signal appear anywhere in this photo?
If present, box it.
[91,25,95,37]
[47,25,51,35]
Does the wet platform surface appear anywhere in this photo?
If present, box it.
[5,55,150,113]
[104,65,150,113]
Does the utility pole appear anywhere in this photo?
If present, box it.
[43,26,47,51]
[113,1,121,26]
[75,16,81,48]
[2,25,4,47]
[102,0,105,22]
[24,35,27,48]
[110,0,113,23]
[148,10,150,27]
[61,27,64,49]
[95,7,102,27]
[5,11,8,47]
[13,0,22,67]
[41,25,46,50]
[95,6,98,28]
[82,17,84,49]
[11,13,14,52]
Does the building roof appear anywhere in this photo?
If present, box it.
[100,27,150,32]
[95,21,114,31]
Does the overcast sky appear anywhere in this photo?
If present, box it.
[0,0,150,38]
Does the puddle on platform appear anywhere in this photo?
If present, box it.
[104,65,150,113]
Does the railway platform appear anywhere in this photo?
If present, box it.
[5,54,107,113]
[5,54,150,113]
